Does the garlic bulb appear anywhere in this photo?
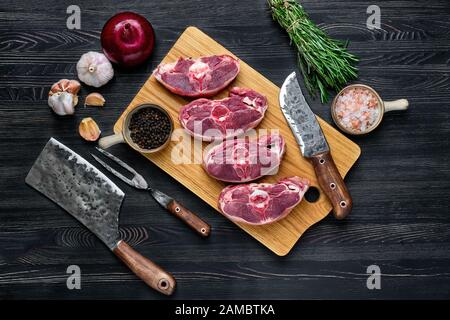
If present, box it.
[77,52,114,87]
[48,79,81,116]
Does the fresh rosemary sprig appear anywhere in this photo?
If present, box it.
[269,0,358,103]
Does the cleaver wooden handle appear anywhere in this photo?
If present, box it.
[310,151,353,220]
[113,240,176,295]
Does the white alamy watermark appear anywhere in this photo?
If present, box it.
[66,5,81,30]
[366,5,381,30]
[366,264,381,290]
[66,265,81,290]
[170,127,282,176]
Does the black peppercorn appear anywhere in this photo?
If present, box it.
[128,107,172,150]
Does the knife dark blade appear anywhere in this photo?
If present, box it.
[25,138,123,249]
[279,72,329,158]
[279,72,353,219]
[26,138,175,294]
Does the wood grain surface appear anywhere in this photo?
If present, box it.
[113,26,360,256]
[0,0,449,299]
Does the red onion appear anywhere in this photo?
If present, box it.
[101,12,155,68]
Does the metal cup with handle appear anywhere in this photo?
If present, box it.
[99,103,174,152]
[331,84,409,135]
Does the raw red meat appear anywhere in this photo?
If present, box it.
[179,87,268,141]
[153,55,240,97]
[203,134,285,183]
[218,177,310,225]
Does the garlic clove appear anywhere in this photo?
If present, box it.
[77,52,114,88]
[84,92,105,107]
[79,117,101,141]
[73,94,79,107]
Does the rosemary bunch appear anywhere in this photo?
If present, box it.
[269,0,358,103]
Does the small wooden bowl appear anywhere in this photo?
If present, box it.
[99,104,174,153]
[331,84,409,135]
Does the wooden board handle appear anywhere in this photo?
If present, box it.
[113,240,176,295]
[167,200,211,237]
[310,151,353,220]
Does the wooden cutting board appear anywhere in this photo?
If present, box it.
[114,26,361,256]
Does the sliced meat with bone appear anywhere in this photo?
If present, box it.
[203,134,285,183]
[179,87,268,141]
[218,176,310,225]
[153,55,240,97]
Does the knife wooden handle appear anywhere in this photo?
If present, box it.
[113,240,176,295]
[167,200,211,237]
[310,151,352,220]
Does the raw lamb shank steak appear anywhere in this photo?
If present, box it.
[218,177,310,225]
[203,134,285,183]
[153,55,240,97]
[179,87,268,141]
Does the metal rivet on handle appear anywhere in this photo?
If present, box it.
[201,228,206,234]
[159,279,169,289]
[175,207,180,213]
[340,201,347,208]
[330,183,336,190]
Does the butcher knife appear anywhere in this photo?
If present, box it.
[25,138,175,295]
[279,72,352,219]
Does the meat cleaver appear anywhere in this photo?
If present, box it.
[280,72,353,219]
[25,138,175,295]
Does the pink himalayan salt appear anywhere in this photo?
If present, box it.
[334,87,381,133]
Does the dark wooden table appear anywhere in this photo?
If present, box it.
[1,0,449,300]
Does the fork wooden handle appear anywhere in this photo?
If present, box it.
[167,200,211,237]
